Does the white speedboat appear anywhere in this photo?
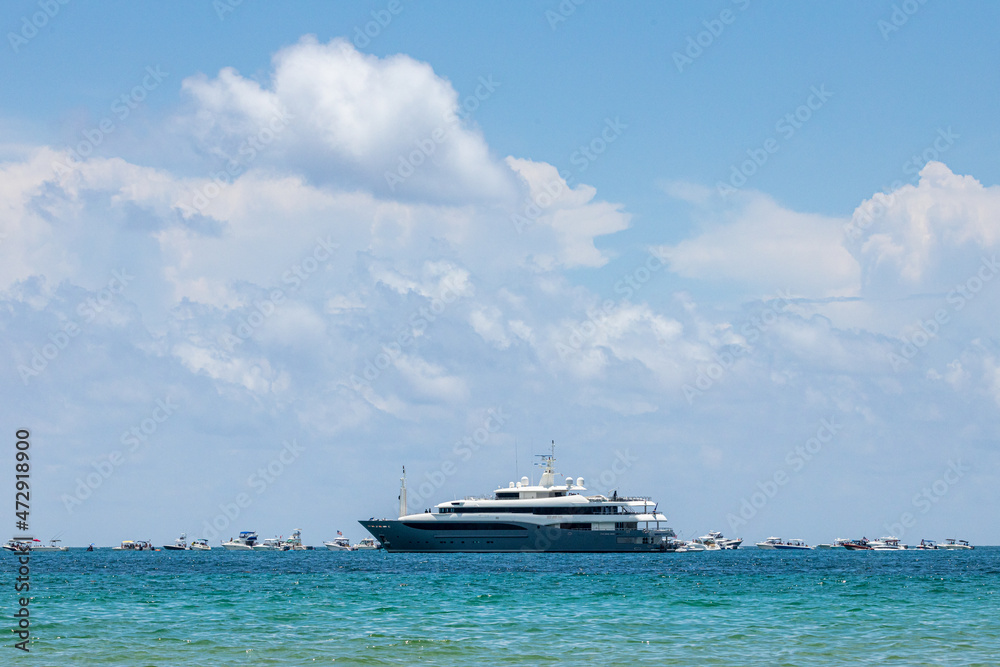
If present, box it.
[2,538,33,552]
[915,539,938,550]
[816,538,850,549]
[252,537,282,551]
[280,529,308,551]
[706,531,742,549]
[774,539,813,550]
[358,444,676,553]
[674,541,707,552]
[755,537,784,549]
[113,540,155,551]
[352,537,382,550]
[869,536,906,550]
[691,534,722,550]
[221,531,258,550]
[939,538,973,550]
[163,533,188,550]
[32,538,69,552]
[324,534,353,551]
[190,538,212,551]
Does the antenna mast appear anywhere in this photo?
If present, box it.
[398,466,407,518]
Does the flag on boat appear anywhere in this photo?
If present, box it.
[337,531,342,536]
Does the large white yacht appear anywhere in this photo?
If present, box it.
[359,446,675,553]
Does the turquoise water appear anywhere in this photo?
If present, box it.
[9,548,999,665]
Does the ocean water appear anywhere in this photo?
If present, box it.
[9,547,999,665]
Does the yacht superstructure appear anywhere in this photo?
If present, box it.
[359,445,675,553]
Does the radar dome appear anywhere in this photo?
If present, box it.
[577,477,584,487]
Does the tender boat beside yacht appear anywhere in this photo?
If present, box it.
[353,537,382,550]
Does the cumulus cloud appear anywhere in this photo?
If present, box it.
[178,35,517,204]
[849,162,1000,296]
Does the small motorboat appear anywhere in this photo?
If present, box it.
[869,536,907,550]
[707,531,743,550]
[938,538,973,550]
[32,538,69,552]
[2,538,33,552]
[915,539,938,550]
[755,537,784,549]
[253,537,283,551]
[774,538,813,550]
[324,534,353,551]
[222,531,258,550]
[352,537,382,550]
[163,533,189,550]
[190,538,212,551]
[843,538,873,551]
[816,538,850,549]
[280,529,309,551]
[113,540,156,551]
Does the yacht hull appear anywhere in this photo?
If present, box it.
[360,520,670,553]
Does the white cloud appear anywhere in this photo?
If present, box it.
[851,162,1000,295]
[656,188,860,297]
[506,157,631,269]
[179,36,517,204]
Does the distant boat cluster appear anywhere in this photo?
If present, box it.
[2,530,381,552]
[744,536,975,551]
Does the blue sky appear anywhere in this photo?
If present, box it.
[2,1,999,547]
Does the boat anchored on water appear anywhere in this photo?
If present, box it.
[353,537,382,550]
[222,531,258,550]
[843,538,873,550]
[281,529,310,550]
[816,538,850,549]
[869,536,907,550]
[915,539,938,550]
[252,537,282,551]
[939,538,973,550]
[706,531,742,549]
[163,533,189,550]
[2,537,33,552]
[324,532,353,551]
[756,537,812,550]
[113,540,156,551]
[358,444,676,553]
[190,538,212,551]
[32,538,69,552]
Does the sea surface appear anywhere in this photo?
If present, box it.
[7,547,999,665]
